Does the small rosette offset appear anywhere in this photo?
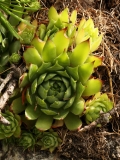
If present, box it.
[84,92,113,124]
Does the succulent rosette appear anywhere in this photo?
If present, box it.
[11,7,103,131]
[0,111,21,139]
[16,132,35,150]
[37,129,62,153]
[38,6,103,53]
[84,92,113,124]
[31,127,43,140]
[9,53,21,64]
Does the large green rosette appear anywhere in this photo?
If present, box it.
[11,7,103,131]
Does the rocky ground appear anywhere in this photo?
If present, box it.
[0,0,120,159]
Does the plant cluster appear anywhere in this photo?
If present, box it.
[0,0,40,72]
[1,127,61,152]
[0,6,113,152]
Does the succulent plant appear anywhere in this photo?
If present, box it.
[38,6,103,52]
[0,111,21,139]
[0,0,40,39]
[11,7,103,131]
[37,129,62,153]
[16,132,35,150]
[31,127,43,140]
[0,37,21,72]
[18,18,38,44]
[9,53,21,64]
[84,92,113,124]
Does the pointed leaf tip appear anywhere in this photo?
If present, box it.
[48,6,59,21]
[70,40,90,67]
[82,78,102,97]
[23,47,42,67]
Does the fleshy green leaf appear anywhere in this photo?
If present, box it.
[75,29,85,44]
[38,73,47,85]
[47,61,64,72]
[41,109,57,115]
[63,86,72,100]
[70,10,77,24]
[31,79,37,94]
[36,96,48,108]
[64,113,82,130]
[46,95,58,103]
[85,55,102,68]
[55,51,70,67]
[70,40,90,67]
[50,101,66,109]
[70,77,76,92]
[78,62,94,84]
[26,88,33,105]
[62,77,69,88]
[64,96,75,109]
[48,6,59,21]
[53,109,69,120]
[25,105,41,120]
[71,98,85,115]
[42,39,56,62]
[19,73,29,88]
[10,97,25,114]
[55,18,64,29]
[59,8,69,24]
[78,18,86,31]
[90,34,103,52]
[66,66,79,80]
[57,70,69,78]
[23,47,42,67]
[35,113,53,131]
[52,29,69,56]
[82,78,102,97]
[75,82,85,101]
[37,62,51,75]
[31,36,45,54]
[38,24,46,40]
[44,73,56,81]
[67,23,76,38]
[28,64,38,81]
[38,85,48,99]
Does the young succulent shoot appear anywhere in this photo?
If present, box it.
[84,92,113,124]
[11,7,103,131]
[37,129,62,153]
[9,53,21,64]
[0,111,21,140]
[38,6,103,52]
[76,18,103,52]
[16,132,35,151]
[18,19,38,44]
